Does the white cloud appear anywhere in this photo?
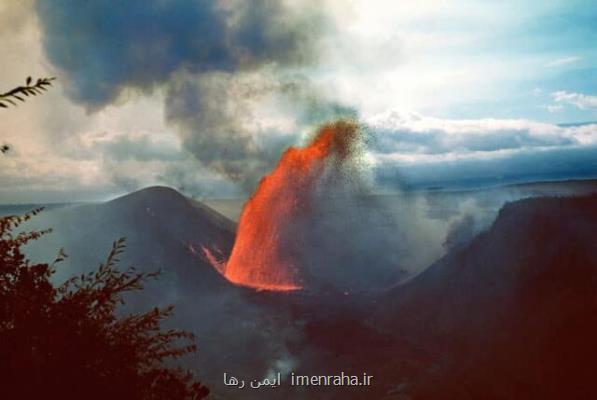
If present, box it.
[546,104,563,113]
[552,91,597,111]
[367,110,596,158]
[366,111,597,188]
[544,56,581,68]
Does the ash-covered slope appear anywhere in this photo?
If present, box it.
[17,187,306,399]
[23,186,234,294]
[374,194,597,399]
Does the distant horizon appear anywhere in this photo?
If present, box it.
[3,176,597,207]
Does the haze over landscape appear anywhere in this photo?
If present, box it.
[2,1,597,399]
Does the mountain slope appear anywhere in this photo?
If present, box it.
[377,194,597,399]
[17,186,310,399]
[16,186,597,398]
[22,186,234,293]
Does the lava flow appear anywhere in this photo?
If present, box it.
[205,120,360,291]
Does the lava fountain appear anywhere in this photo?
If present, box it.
[205,121,360,291]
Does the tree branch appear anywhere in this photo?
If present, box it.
[0,77,56,108]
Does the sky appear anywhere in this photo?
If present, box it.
[1,0,596,203]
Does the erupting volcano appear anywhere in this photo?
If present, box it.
[205,121,360,291]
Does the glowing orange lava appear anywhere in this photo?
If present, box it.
[205,121,359,291]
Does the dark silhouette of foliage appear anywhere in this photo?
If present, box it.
[0,210,209,400]
[0,77,55,108]
[1,76,56,156]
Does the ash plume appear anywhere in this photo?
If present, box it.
[34,0,351,192]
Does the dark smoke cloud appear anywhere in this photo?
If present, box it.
[164,72,277,191]
[35,0,345,191]
[228,0,325,66]
[36,0,230,106]
[35,0,322,107]
[165,72,357,190]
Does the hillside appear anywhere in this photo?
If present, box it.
[22,186,234,292]
[278,194,597,399]
[13,186,597,399]
[374,194,597,399]
[17,187,299,399]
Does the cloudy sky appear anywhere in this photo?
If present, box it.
[1,0,596,203]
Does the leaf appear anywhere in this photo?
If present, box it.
[0,76,56,106]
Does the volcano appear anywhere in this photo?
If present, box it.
[210,121,361,291]
[21,186,236,293]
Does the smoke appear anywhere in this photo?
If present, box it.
[294,122,448,291]
[164,71,290,191]
[442,198,487,250]
[301,163,431,291]
[163,71,357,191]
[212,121,447,292]
[35,0,352,192]
[35,0,324,106]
